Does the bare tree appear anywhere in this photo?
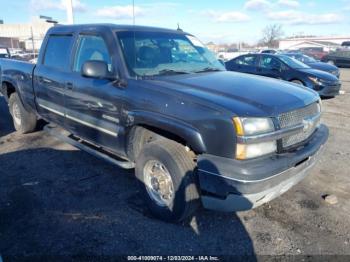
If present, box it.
[260,24,284,48]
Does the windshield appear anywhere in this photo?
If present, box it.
[300,55,316,63]
[117,31,225,77]
[288,54,316,63]
[278,55,310,69]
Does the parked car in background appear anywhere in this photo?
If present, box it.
[0,46,11,59]
[321,50,350,68]
[261,49,278,54]
[10,50,32,61]
[283,53,340,78]
[0,24,329,222]
[341,41,350,48]
[299,47,328,60]
[225,53,341,97]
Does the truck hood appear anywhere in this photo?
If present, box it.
[151,71,319,117]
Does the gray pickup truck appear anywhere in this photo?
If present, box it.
[0,24,328,222]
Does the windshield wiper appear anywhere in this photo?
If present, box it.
[195,67,223,73]
[157,69,190,76]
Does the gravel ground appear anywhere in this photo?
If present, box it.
[0,69,350,259]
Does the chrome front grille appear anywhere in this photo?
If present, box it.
[278,102,321,148]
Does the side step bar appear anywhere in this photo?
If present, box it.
[44,125,135,169]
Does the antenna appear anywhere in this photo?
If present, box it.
[177,23,183,32]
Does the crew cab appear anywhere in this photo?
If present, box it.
[0,24,328,222]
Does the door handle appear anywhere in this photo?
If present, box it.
[39,77,52,84]
[66,82,74,90]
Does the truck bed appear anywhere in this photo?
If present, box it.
[0,58,37,112]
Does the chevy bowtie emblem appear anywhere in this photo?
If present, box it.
[302,117,314,133]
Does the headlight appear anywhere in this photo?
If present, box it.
[308,76,322,85]
[233,117,276,159]
[233,117,274,136]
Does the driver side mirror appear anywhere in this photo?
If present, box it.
[81,60,109,79]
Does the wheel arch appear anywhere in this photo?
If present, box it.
[126,111,206,160]
[1,80,17,102]
[289,78,306,86]
[2,78,35,113]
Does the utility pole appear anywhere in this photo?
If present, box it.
[66,0,74,24]
[30,26,35,58]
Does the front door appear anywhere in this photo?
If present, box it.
[64,33,126,155]
[257,55,283,79]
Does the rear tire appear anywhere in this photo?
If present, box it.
[9,93,37,134]
[291,79,304,86]
[135,139,200,222]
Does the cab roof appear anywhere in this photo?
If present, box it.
[47,23,190,35]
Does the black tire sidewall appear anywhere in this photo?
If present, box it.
[292,80,304,86]
[8,93,36,134]
[135,141,196,222]
[9,93,23,132]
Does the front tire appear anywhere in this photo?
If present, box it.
[291,79,304,86]
[135,139,200,222]
[9,93,37,134]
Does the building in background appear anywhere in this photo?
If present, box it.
[279,36,350,51]
[0,17,54,52]
[0,37,20,49]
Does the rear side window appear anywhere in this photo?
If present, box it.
[73,35,112,72]
[235,55,257,66]
[43,35,73,70]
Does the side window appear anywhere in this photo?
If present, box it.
[298,56,306,63]
[74,35,112,72]
[44,35,73,70]
[260,56,281,70]
[236,55,256,66]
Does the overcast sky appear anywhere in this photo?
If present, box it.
[1,0,349,44]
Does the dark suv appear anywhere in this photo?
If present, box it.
[321,50,350,68]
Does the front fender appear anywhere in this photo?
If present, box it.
[127,110,207,153]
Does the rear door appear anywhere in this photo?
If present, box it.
[64,30,126,154]
[34,34,74,124]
